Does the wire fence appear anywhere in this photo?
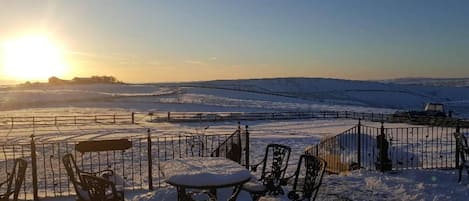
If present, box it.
[2,111,469,199]
[147,111,469,127]
[0,125,249,200]
[306,121,469,174]
[0,113,135,129]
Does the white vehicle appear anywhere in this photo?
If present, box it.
[424,103,445,113]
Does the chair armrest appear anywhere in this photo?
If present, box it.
[95,169,114,178]
[0,191,14,199]
[0,180,7,188]
[250,159,265,172]
[280,174,296,186]
[81,169,114,178]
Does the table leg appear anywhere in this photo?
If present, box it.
[177,186,189,201]
[208,188,217,201]
[228,185,242,201]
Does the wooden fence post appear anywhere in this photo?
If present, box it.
[357,119,362,168]
[456,120,461,169]
[30,135,39,201]
[167,112,171,122]
[147,129,154,190]
[131,112,135,124]
[245,125,250,168]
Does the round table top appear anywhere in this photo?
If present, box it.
[161,157,251,188]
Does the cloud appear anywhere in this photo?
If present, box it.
[184,60,206,65]
[184,57,217,65]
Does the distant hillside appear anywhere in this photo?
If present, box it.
[381,77,469,87]
[175,77,469,115]
[1,77,469,118]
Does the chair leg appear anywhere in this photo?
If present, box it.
[465,167,469,182]
[459,167,463,183]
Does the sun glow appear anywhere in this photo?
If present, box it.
[1,35,68,81]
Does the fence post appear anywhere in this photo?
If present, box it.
[131,112,135,124]
[357,119,362,168]
[147,129,154,190]
[456,120,461,169]
[376,122,392,171]
[30,135,39,201]
[245,125,250,168]
[167,112,171,122]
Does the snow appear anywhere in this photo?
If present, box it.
[41,168,469,201]
[1,78,469,200]
[129,169,469,201]
[160,157,251,188]
[2,78,469,117]
[316,169,469,201]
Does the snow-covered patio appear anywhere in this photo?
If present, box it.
[40,169,469,201]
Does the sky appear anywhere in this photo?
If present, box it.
[0,0,468,83]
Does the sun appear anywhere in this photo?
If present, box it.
[1,35,68,81]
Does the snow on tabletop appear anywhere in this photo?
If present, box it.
[161,157,251,188]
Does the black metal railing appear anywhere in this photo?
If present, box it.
[306,120,468,174]
[0,125,249,200]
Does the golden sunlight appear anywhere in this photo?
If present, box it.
[1,35,68,81]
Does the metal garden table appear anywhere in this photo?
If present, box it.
[161,157,251,201]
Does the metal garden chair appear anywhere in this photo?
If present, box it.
[0,158,27,201]
[242,144,291,200]
[259,154,327,201]
[286,154,327,201]
[62,153,115,201]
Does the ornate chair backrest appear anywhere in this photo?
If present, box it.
[260,144,291,184]
[81,174,119,201]
[62,153,90,201]
[288,155,327,201]
[13,159,27,201]
[4,158,28,201]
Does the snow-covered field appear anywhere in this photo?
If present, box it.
[2,78,469,117]
[1,78,469,200]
